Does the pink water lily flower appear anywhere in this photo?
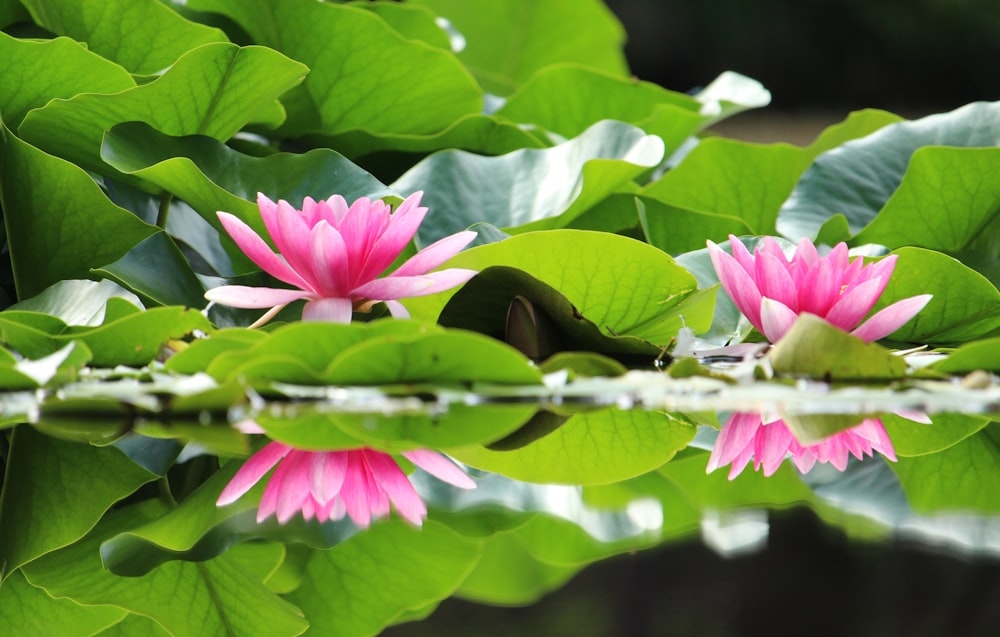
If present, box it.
[205,191,477,325]
[217,442,476,527]
[706,411,930,480]
[707,235,932,343]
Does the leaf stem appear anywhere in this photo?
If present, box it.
[156,193,174,228]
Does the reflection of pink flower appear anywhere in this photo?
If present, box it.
[706,412,907,480]
[707,235,931,343]
[217,442,475,526]
[205,192,477,324]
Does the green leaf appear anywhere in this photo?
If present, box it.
[437,266,662,363]
[892,424,1000,514]
[285,520,480,637]
[21,501,310,637]
[0,570,126,637]
[404,230,716,346]
[393,120,664,245]
[256,403,538,452]
[928,337,1000,373]
[411,0,628,95]
[852,147,1000,251]
[0,426,158,579]
[10,279,143,326]
[882,413,990,457]
[0,33,134,129]
[0,123,158,299]
[496,64,705,152]
[872,247,1000,345]
[18,43,308,174]
[450,410,695,485]
[65,305,212,367]
[20,0,227,75]
[94,232,209,308]
[187,0,481,137]
[767,314,908,381]
[100,122,390,266]
[777,101,1000,241]
[354,1,452,49]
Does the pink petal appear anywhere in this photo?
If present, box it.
[204,285,312,309]
[850,294,932,343]
[392,231,478,278]
[217,212,312,290]
[755,421,794,476]
[273,200,321,286]
[351,274,439,301]
[302,297,353,323]
[706,412,762,474]
[356,193,430,283]
[384,300,410,319]
[402,449,476,489]
[726,235,757,276]
[797,256,840,316]
[759,298,799,342]
[754,251,799,312]
[824,278,885,331]
[217,441,290,506]
[275,451,314,523]
[307,221,350,296]
[340,452,374,528]
[311,451,348,504]
[708,240,765,329]
[364,450,427,526]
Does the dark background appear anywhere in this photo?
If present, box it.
[607,0,1000,114]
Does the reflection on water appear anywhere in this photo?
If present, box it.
[383,507,1000,637]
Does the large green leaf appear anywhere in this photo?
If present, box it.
[392,120,664,245]
[496,64,704,151]
[777,101,1000,241]
[19,0,227,75]
[0,570,126,637]
[851,147,1000,251]
[285,520,480,637]
[642,109,905,253]
[187,0,482,138]
[100,122,391,260]
[404,230,716,346]
[0,33,134,129]
[94,232,210,308]
[451,410,695,485]
[21,501,309,637]
[410,0,628,95]
[0,123,158,299]
[0,427,158,579]
[873,247,1000,344]
[18,43,308,174]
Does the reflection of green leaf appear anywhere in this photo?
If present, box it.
[0,123,157,299]
[393,120,664,245]
[406,230,716,346]
[18,43,308,174]
[286,520,480,637]
[873,247,1000,345]
[0,427,158,579]
[892,424,1000,514]
[451,410,695,485]
[411,0,627,95]
[20,0,226,74]
[22,501,309,637]
[882,413,990,456]
[768,314,908,380]
[0,33,134,129]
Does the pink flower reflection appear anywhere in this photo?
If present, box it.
[205,192,477,325]
[217,442,475,527]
